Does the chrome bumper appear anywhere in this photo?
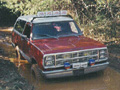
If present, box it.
[41,62,109,78]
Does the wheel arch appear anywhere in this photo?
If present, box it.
[31,57,37,64]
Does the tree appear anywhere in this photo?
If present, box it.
[5,0,73,15]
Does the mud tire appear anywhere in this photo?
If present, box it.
[15,46,25,60]
[31,64,41,81]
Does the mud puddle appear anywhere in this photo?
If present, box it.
[13,60,120,90]
[8,55,120,90]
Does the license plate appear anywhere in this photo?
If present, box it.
[73,63,81,69]
[81,62,88,68]
[73,62,88,69]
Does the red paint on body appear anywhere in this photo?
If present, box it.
[32,35,106,55]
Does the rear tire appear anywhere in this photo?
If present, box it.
[31,64,41,81]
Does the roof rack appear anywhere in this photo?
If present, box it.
[30,15,73,22]
[30,10,72,22]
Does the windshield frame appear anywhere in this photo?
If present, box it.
[32,20,83,40]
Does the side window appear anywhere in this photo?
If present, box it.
[69,22,78,33]
[14,20,26,33]
[23,24,31,38]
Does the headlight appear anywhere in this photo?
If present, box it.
[99,49,108,59]
[100,49,106,54]
[46,56,54,60]
[44,55,55,66]
[100,54,106,59]
[45,60,55,66]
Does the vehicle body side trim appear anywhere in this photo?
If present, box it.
[19,49,31,63]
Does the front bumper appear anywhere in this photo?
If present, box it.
[41,62,109,78]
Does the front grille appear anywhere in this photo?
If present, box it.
[55,50,99,66]
[43,48,108,68]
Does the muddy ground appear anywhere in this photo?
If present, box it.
[0,59,34,90]
[0,28,34,90]
[0,27,120,90]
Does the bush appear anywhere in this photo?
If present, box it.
[0,1,19,26]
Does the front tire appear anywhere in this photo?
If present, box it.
[31,64,41,81]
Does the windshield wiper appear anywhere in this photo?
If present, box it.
[57,33,80,38]
[36,34,58,39]
[69,34,80,37]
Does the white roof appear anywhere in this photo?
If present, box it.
[18,15,73,23]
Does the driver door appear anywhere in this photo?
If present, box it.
[22,23,32,58]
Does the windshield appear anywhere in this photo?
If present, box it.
[32,21,82,39]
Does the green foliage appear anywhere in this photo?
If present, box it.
[71,0,120,43]
[4,0,73,15]
[84,17,120,42]
[0,0,79,26]
[1,0,120,43]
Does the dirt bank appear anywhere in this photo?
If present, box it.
[108,45,120,71]
[0,27,34,90]
[0,59,34,90]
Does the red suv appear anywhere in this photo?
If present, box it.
[12,11,109,78]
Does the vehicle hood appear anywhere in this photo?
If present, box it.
[32,36,106,54]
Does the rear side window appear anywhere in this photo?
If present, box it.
[14,20,26,33]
